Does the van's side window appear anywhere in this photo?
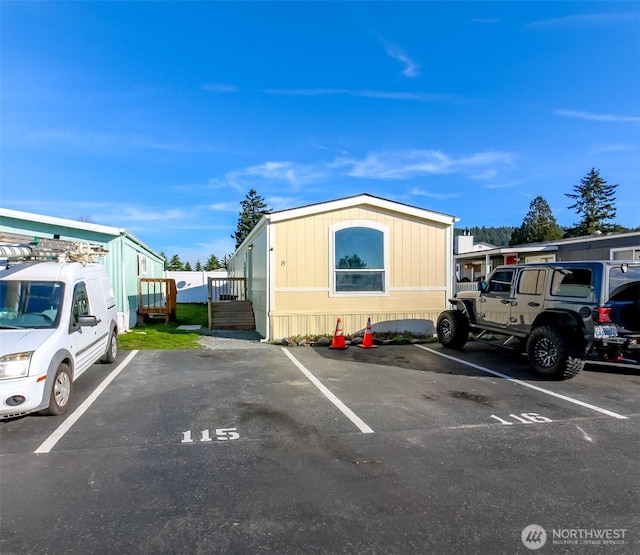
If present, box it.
[71,283,89,326]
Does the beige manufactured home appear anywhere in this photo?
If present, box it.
[227,194,457,341]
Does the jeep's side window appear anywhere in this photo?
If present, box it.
[518,269,545,295]
[487,270,514,293]
[551,269,593,297]
[71,283,89,326]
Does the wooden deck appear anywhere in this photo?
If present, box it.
[207,277,255,330]
[137,278,177,323]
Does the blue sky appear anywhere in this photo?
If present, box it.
[2,1,639,265]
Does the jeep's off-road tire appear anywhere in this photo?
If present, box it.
[437,310,470,349]
[526,325,585,380]
[40,363,73,416]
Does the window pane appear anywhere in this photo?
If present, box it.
[518,270,544,295]
[488,270,514,293]
[336,271,384,292]
[551,269,592,297]
[335,228,383,269]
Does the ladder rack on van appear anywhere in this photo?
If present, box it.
[0,232,109,265]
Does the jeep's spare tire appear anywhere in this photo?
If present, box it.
[437,310,470,349]
[526,325,584,380]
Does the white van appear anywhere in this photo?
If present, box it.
[0,261,118,418]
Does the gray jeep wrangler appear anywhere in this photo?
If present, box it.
[437,261,640,379]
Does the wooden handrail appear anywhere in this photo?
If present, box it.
[207,277,247,302]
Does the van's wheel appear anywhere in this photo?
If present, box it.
[437,310,470,349]
[527,326,584,379]
[100,328,118,364]
[40,363,73,416]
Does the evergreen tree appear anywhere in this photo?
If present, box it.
[160,251,168,271]
[454,226,515,246]
[194,260,203,271]
[509,196,562,246]
[205,254,222,271]
[184,261,192,271]
[337,254,368,269]
[564,168,619,237]
[232,189,270,249]
[167,254,183,271]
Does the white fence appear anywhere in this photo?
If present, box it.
[455,282,482,294]
[164,270,227,303]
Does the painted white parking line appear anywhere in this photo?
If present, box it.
[35,351,139,454]
[416,345,628,420]
[281,348,374,434]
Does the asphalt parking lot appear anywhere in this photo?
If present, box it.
[1,340,639,554]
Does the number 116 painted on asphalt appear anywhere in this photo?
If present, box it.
[181,428,240,443]
[490,413,552,425]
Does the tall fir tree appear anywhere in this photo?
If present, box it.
[564,168,619,237]
[204,254,222,271]
[232,189,270,249]
[194,260,203,271]
[167,254,183,271]
[509,196,562,246]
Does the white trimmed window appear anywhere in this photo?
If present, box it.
[611,246,640,260]
[137,253,148,276]
[330,221,389,295]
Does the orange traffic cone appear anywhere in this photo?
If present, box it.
[329,318,348,349]
[358,317,378,348]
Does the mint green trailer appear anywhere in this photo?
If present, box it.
[0,208,164,331]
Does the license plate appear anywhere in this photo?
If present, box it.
[594,325,618,339]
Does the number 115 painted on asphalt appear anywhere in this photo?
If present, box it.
[181,428,240,443]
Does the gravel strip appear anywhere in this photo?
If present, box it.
[196,329,274,350]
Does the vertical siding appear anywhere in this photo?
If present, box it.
[0,215,168,332]
[273,206,448,291]
[268,206,450,340]
[249,228,268,338]
[274,207,447,290]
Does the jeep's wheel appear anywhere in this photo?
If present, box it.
[437,310,469,349]
[100,328,118,364]
[526,326,584,380]
[40,363,73,416]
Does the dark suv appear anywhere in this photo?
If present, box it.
[437,261,640,379]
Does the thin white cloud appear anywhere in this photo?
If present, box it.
[200,84,240,93]
[263,88,473,103]
[587,143,637,155]
[26,127,232,153]
[484,181,520,190]
[555,109,640,123]
[341,150,513,180]
[210,148,514,202]
[381,40,420,77]
[118,207,188,222]
[224,161,328,191]
[470,18,501,24]
[264,196,306,212]
[207,202,239,212]
[410,187,460,200]
[530,12,639,28]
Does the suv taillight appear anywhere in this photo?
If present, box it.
[593,307,612,323]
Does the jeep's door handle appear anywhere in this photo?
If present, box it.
[528,301,540,307]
